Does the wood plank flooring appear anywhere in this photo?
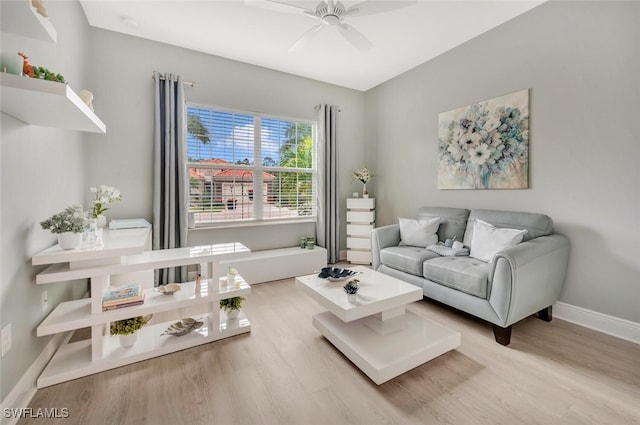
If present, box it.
[19,276,640,425]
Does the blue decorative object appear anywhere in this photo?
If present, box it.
[318,267,360,281]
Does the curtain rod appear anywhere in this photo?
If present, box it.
[152,74,196,87]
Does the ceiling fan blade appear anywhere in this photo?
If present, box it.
[289,24,325,52]
[345,0,417,17]
[261,0,318,13]
[337,23,373,51]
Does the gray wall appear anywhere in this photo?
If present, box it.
[0,1,90,401]
[364,1,640,322]
[84,28,366,251]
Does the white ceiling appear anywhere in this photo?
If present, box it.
[79,0,545,91]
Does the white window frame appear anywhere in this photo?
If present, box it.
[186,103,317,228]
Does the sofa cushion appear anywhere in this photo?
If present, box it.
[398,216,440,247]
[470,219,527,262]
[380,246,440,276]
[417,207,470,242]
[463,209,553,246]
[423,256,491,299]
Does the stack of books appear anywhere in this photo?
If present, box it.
[102,284,145,311]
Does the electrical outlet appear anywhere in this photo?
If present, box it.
[42,290,48,313]
[1,324,11,357]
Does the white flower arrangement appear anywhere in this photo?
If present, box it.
[91,185,122,218]
[439,103,528,188]
[352,167,371,184]
[40,205,87,234]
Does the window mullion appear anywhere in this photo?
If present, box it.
[254,117,263,220]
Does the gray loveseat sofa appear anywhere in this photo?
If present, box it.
[371,207,570,345]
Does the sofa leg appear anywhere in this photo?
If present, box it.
[492,325,512,346]
[535,306,553,322]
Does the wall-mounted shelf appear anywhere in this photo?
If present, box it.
[0,0,57,43]
[0,73,106,133]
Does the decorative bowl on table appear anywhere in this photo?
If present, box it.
[317,267,361,281]
[155,283,181,295]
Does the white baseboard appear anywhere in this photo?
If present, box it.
[0,331,72,425]
[554,301,640,345]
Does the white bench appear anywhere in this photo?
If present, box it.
[220,246,327,284]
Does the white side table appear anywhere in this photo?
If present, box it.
[346,197,375,264]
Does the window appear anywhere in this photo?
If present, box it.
[186,105,315,225]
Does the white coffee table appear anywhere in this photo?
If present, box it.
[295,266,461,385]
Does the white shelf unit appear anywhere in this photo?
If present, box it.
[33,237,252,388]
[1,0,57,42]
[346,198,375,265]
[0,73,106,133]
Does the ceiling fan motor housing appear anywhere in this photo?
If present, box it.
[316,1,346,26]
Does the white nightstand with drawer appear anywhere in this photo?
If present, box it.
[346,197,375,264]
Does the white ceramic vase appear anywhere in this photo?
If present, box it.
[119,333,138,348]
[347,294,357,303]
[226,309,240,319]
[57,232,82,250]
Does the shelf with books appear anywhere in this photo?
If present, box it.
[32,235,253,388]
[37,279,250,336]
[37,310,251,388]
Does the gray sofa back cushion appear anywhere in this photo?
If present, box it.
[418,207,470,242]
[462,209,554,247]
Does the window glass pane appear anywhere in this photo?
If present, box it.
[264,171,314,219]
[187,105,315,225]
[261,119,312,169]
[187,107,254,165]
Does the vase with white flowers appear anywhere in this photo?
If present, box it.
[40,205,88,250]
[352,167,372,198]
[91,185,122,228]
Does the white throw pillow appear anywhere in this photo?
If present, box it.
[398,217,440,247]
[470,219,527,262]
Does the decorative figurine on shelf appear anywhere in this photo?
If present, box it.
[195,273,202,294]
[227,265,239,287]
[79,90,94,111]
[32,0,48,18]
[18,52,65,83]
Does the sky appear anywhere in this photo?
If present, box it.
[186,106,310,164]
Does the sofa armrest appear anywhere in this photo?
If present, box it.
[371,224,401,270]
[488,234,570,326]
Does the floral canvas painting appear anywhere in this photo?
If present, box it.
[438,89,529,189]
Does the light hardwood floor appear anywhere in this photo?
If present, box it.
[20,275,640,425]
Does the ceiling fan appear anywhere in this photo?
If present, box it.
[264,0,417,52]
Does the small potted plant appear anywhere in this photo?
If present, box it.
[219,296,244,319]
[110,316,148,347]
[40,205,87,250]
[344,279,360,303]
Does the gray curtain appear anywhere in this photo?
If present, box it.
[315,104,340,264]
[153,71,188,284]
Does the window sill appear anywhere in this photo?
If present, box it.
[189,218,316,231]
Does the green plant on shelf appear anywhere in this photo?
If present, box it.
[219,296,244,312]
[110,316,147,336]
